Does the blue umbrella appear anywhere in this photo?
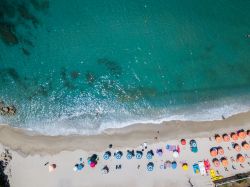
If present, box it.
[126,152,133,160]
[147,162,154,171]
[75,163,84,171]
[115,151,123,159]
[146,150,154,160]
[136,151,143,159]
[103,151,111,160]
[171,161,177,169]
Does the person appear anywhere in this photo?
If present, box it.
[232,165,236,170]
[230,156,235,162]
[44,162,49,166]
[137,165,140,169]
[240,164,244,168]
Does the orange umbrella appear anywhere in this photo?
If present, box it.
[234,143,241,152]
[231,132,238,141]
[222,134,230,142]
[238,130,246,139]
[215,134,222,143]
[242,141,250,150]
[210,147,218,157]
[236,154,245,163]
[212,158,220,167]
[220,157,228,167]
[217,147,224,155]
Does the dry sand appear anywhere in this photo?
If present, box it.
[0,111,250,187]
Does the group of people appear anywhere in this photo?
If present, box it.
[0,101,16,116]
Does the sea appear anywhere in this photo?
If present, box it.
[0,0,250,135]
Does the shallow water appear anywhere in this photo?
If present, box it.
[0,0,250,135]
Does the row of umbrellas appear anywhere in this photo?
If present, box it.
[212,154,246,167]
[210,141,249,157]
[210,147,224,157]
[214,129,250,143]
[147,161,189,171]
[104,149,161,160]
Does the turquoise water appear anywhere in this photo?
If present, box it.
[0,0,250,134]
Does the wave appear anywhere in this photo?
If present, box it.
[1,93,250,136]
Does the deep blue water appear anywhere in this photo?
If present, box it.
[0,0,250,134]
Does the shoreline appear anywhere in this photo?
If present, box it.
[0,111,250,155]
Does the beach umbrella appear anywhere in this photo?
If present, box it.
[190,140,198,153]
[156,149,163,156]
[126,151,133,160]
[182,163,188,171]
[115,151,123,159]
[147,162,154,171]
[217,147,224,155]
[210,147,218,157]
[233,143,241,152]
[171,161,177,169]
[74,163,84,171]
[90,161,97,168]
[48,164,56,172]
[136,151,143,159]
[90,154,98,161]
[231,132,238,141]
[220,157,228,167]
[222,134,230,142]
[103,151,111,160]
[242,141,250,150]
[236,154,245,163]
[173,151,179,158]
[238,129,246,139]
[204,160,211,171]
[215,134,222,143]
[181,139,186,145]
[165,161,172,168]
[146,150,154,160]
[212,158,220,167]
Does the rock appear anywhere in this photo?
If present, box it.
[2,107,9,113]
[0,101,4,108]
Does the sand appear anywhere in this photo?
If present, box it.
[0,111,250,187]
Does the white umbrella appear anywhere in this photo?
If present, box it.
[173,151,179,158]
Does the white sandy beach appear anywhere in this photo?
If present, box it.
[0,111,250,187]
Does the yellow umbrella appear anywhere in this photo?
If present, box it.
[182,163,188,171]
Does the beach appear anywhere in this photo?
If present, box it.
[1,111,250,187]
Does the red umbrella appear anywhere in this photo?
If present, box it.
[181,139,186,145]
[90,161,96,168]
